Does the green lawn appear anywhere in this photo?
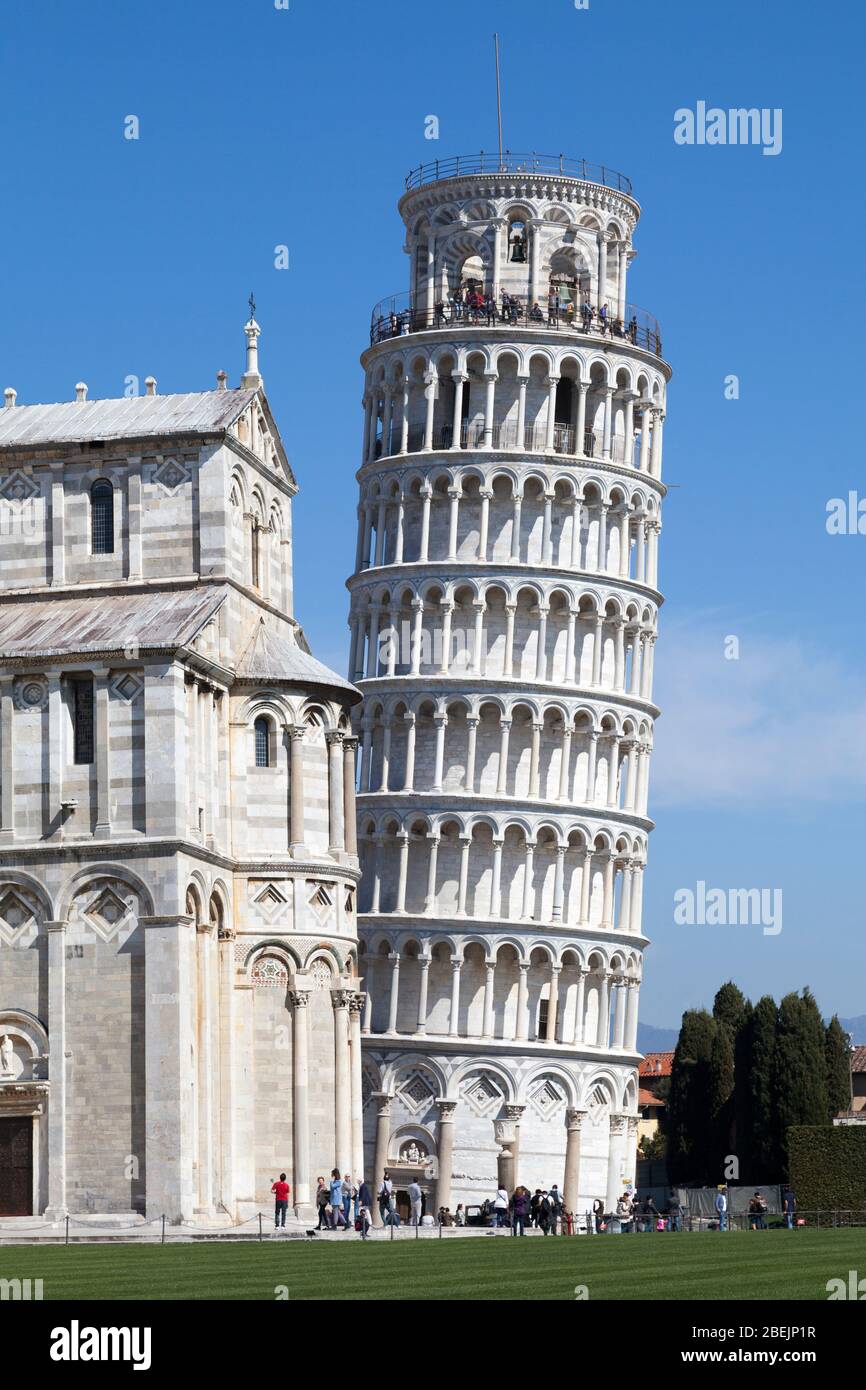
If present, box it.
[1,1228,863,1300]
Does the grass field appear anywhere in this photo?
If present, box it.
[1,1228,863,1300]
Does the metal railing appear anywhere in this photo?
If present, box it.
[404,152,632,195]
[371,292,662,357]
[373,420,636,465]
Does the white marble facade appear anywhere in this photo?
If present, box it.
[0,324,363,1223]
[348,155,671,1216]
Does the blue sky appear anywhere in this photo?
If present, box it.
[2,0,865,1027]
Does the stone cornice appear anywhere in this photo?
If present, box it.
[359,912,649,951]
[362,325,671,377]
[361,1031,642,1064]
[351,676,660,721]
[355,450,668,499]
[347,559,663,604]
[0,836,362,882]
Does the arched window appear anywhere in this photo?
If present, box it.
[91,480,114,554]
[254,716,271,767]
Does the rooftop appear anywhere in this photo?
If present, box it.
[639,1052,674,1078]
[0,389,258,452]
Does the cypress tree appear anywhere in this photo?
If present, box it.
[743,995,778,1182]
[712,982,749,1158]
[825,1015,852,1120]
[773,989,829,1173]
[667,1009,717,1183]
[709,1022,735,1177]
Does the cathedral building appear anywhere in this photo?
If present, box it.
[347,153,670,1218]
[0,320,363,1224]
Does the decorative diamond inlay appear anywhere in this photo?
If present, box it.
[152,457,190,495]
[112,672,143,702]
[0,890,35,934]
[399,1071,434,1114]
[0,470,38,503]
[461,1071,504,1117]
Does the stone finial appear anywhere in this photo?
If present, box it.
[3,387,16,408]
[144,376,157,396]
[75,382,88,403]
[241,305,263,390]
[216,370,228,391]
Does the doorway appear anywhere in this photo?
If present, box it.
[0,1116,33,1215]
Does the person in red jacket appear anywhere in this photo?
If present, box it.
[271,1173,290,1229]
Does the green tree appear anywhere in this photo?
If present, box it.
[713,981,749,1040]
[709,1023,736,1173]
[742,995,779,1182]
[667,1009,717,1183]
[773,989,829,1173]
[825,1015,852,1120]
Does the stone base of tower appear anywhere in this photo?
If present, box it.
[361,1038,638,1221]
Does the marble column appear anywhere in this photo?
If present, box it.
[343,738,358,857]
[434,1100,457,1214]
[44,921,67,1217]
[326,732,344,854]
[290,984,313,1213]
[0,677,14,843]
[371,1092,392,1226]
[605,1114,628,1209]
[332,988,352,1175]
[289,726,307,855]
[563,1108,586,1215]
[348,995,366,1178]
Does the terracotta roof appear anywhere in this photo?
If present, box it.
[851,1046,866,1073]
[0,586,228,659]
[235,617,360,700]
[638,1088,663,1107]
[639,1052,673,1077]
[0,390,258,450]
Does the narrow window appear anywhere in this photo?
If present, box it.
[537,998,549,1040]
[91,480,114,554]
[254,716,270,768]
[72,678,95,764]
[251,519,260,588]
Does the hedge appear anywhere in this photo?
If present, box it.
[787,1125,866,1209]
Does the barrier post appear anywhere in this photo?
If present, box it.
[161,1215,165,1244]
[258,1212,263,1242]
[65,1215,69,1245]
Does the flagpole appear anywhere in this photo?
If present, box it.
[493,32,504,167]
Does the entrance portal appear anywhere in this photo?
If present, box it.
[0,1116,33,1215]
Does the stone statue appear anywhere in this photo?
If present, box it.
[402,1140,426,1164]
[0,1034,13,1077]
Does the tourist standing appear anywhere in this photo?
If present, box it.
[494,1186,509,1228]
[783,1186,797,1230]
[408,1177,423,1226]
[715,1185,728,1231]
[271,1172,290,1229]
[511,1186,530,1236]
[378,1170,394,1225]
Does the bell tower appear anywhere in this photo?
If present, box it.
[348,152,670,1218]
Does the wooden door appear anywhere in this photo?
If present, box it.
[0,1117,33,1215]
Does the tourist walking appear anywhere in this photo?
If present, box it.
[358,1179,373,1231]
[315,1176,329,1230]
[271,1172,290,1229]
[715,1185,728,1231]
[592,1197,606,1234]
[668,1195,684,1233]
[783,1186,797,1230]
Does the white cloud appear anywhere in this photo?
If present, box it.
[650,612,866,806]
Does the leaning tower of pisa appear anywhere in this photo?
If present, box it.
[346,153,670,1221]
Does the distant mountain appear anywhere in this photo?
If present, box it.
[636,1014,866,1055]
[637,1022,678,1054]
[837,1016,866,1045]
